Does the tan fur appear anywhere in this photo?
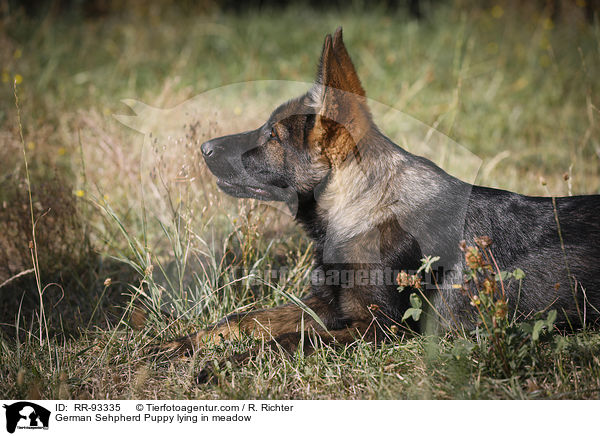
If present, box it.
[160,296,332,355]
[318,156,396,242]
[311,115,358,166]
[331,28,365,97]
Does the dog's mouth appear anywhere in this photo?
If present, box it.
[216,179,274,200]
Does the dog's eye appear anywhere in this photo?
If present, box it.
[270,127,278,140]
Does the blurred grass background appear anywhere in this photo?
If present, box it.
[0,0,599,399]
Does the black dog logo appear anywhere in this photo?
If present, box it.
[3,402,50,433]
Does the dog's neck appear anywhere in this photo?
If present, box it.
[295,127,474,267]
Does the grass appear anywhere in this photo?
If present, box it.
[1,0,600,399]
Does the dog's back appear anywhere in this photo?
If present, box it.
[458,189,600,326]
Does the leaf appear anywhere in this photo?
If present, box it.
[519,323,532,334]
[402,307,422,322]
[418,255,440,274]
[496,270,510,281]
[546,310,557,328]
[409,293,422,309]
[532,319,545,341]
[512,268,526,280]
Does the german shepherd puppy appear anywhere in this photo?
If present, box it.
[163,28,600,360]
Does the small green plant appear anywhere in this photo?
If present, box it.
[398,255,440,323]
[402,293,423,323]
[458,237,557,378]
[399,237,559,380]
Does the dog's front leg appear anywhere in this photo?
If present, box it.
[158,294,337,355]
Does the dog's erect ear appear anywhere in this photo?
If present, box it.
[310,33,335,105]
[315,33,334,94]
[331,27,365,97]
[308,28,371,167]
[311,27,366,107]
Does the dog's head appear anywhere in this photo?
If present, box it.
[201,27,372,205]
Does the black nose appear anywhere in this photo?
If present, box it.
[201,141,214,157]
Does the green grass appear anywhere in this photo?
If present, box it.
[1,1,600,399]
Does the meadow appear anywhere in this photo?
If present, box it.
[1,1,600,399]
